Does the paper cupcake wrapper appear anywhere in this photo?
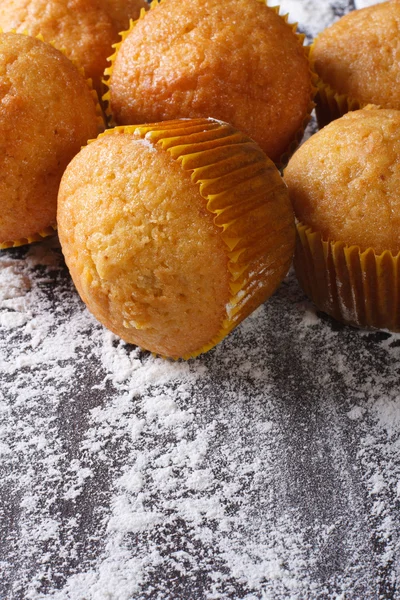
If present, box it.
[313,79,364,129]
[102,1,317,167]
[295,221,400,332]
[309,40,364,129]
[96,118,295,358]
[0,224,57,250]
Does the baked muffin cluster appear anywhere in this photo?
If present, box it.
[3,0,399,357]
[283,0,400,333]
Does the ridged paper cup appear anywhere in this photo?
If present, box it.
[0,226,58,251]
[58,118,295,359]
[102,0,317,169]
[312,76,364,129]
[310,38,363,128]
[295,221,400,332]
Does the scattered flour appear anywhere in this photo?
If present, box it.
[1,233,400,600]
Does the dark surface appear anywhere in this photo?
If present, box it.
[1,237,399,600]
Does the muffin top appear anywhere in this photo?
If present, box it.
[311,0,400,108]
[108,0,313,163]
[0,32,101,243]
[0,0,147,94]
[284,107,400,255]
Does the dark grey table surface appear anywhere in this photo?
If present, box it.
[1,1,399,599]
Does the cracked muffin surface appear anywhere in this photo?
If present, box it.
[108,0,313,163]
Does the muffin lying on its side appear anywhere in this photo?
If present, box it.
[284,107,400,332]
[58,119,295,359]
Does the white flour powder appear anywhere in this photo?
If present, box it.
[1,236,400,600]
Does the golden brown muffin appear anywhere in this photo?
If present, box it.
[106,0,315,165]
[284,107,400,331]
[58,118,295,359]
[0,0,147,95]
[0,32,102,247]
[311,1,400,126]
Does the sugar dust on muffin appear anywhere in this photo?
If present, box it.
[0,32,103,248]
[105,0,315,165]
[57,118,295,359]
[0,0,147,95]
[311,0,400,126]
[284,106,400,331]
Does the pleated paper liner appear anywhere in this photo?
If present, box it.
[312,78,364,129]
[295,221,400,332]
[96,118,295,358]
[0,30,105,251]
[102,1,317,168]
[0,225,57,250]
[309,39,365,129]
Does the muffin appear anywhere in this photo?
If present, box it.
[0,0,147,95]
[57,118,295,359]
[311,0,400,127]
[105,0,315,165]
[0,32,103,248]
[284,106,400,331]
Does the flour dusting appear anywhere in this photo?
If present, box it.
[1,236,399,600]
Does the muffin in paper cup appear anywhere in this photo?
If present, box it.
[295,223,400,331]
[0,0,147,96]
[310,1,400,128]
[0,31,104,250]
[57,118,295,359]
[284,106,400,332]
[103,0,316,168]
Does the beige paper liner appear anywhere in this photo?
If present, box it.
[102,1,317,167]
[0,225,57,250]
[309,40,365,129]
[96,118,295,358]
[295,221,400,332]
[313,79,364,129]
[0,31,104,250]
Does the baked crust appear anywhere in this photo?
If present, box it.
[0,0,147,94]
[108,0,313,163]
[311,0,400,109]
[58,119,295,358]
[0,32,101,244]
[284,107,400,255]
